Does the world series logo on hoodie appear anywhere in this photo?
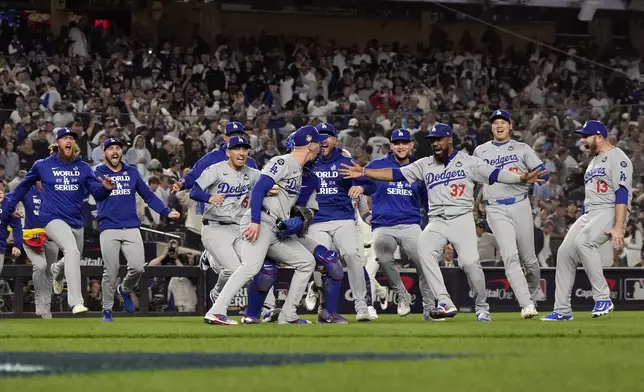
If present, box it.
[53,168,80,191]
[109,173,132,196]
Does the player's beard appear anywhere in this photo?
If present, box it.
[586,138,599,156]
[433,145,449,165]
[107,153,122,168]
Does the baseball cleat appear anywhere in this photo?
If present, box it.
[118,284,136,313]
[521,304,539,319]
[541,312,574,321]
[397,292,412,317]
[72,304,88,314]
[240,316,260,324]
[591,300,614,318]
[476,312,492,322]
[376,285,389,310]
[51,264,64,295]
[101,309,113,322]
[304,281,319,311]
[423,310,445,321]
[261,307,281,323]
[429,303,458,319]
[367,306,379,320]
[278,318,312,325]
[318,309,349,324]
[204,314,238,325]
[356,308,373,322]
[40,313,52,320]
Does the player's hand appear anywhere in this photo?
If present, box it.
[348,186,365,198]
[168,209,180,219]
[208,194,225,207]
[519,168,547,184]
[11,247,21,257]
[13,211,24,218]
[339,162,364,179]
[268,184,280,196]
[244,222,260,243]
[172,179,185,193]
[99,175,114,190]
[606,225,625,250]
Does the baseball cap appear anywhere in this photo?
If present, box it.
[315,122,337,136]
[291,125,328,147]
[227,136,251,149]
[103,137,123,150]
[425,123,453,139]
[490,109,511,123]
[224,121,245,135]
[348,118,359,127]
[55,127,77,140]
[390,128,412,142]
[575,120,608,138]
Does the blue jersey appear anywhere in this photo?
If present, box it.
[312,148,374,224]
[0,196,23,252]
[365,153,427,229]
[7,155,112,229]
[22,186,44,230]
[295,164,321,207]
[181,144,257,214]
[95,163,170,233]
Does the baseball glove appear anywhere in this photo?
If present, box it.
[290,205,314,237]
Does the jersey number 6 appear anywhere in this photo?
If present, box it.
[450,183,465,197]
[596,180,608,193]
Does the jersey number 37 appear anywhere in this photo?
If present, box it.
[450,184,465,197]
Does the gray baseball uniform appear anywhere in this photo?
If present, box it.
[400,151,499,315]
[48,221,84,307]
[25,241,58,316]
[473,140,543,308]
[554,147,633,315]
[210,154,315,322]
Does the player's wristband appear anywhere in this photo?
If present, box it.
[361,166,367,177]
[361,212,372,221]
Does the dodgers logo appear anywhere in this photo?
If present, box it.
[425,170,467,189]
[584,167,606,183]
[485,154,520,169]
[217,182,252,198]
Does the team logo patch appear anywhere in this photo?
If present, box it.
[277,159,285,165]
[243,174,249,180]
[306,135,312,142]
[621,161,628,168]
[508,146,514,151]
[455,161,462,167]
[602,157,607,163]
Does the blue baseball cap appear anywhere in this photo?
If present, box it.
[285,133,295,153]
[390,128,412,142]
[425,123,453,139]
[315,122,337,136]
[490,109,511,123]
[575,120,608,138]
[227,136,251,149]
[292,125,328,147]
[103,137,123,150]
[224,121,246,135]
[55,127,77,140]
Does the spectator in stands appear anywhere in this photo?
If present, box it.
[476,220,499,265]
[440,244,458,268]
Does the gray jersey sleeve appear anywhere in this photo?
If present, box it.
[521,143,544,170]
[612,152,633,192]
[262,156,291,183]
[468,155,496,184]
[260,155,303,220]
[400,157,430,183]
[247,167,261,187]
[306,191,319,211]
[196,164,221,190]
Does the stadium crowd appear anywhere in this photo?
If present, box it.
[0,18,643,273]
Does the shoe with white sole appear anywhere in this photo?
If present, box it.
[476,312,492,322]
[367,306,379,320]
[521,304,539,319]
[304,281,319,312]
[278,318,312,325]
[397,292,412,317]
[541,312,573,321]
[423,309,444,321]
[51,264,64,295]
[261,307,281,323]
[240,316,260,324]
[356,308,372,322]
[591,300,614,318]
[429,303,458,319]
[72,304,88,314]
[376,285,389,310]
[204,314,238,325]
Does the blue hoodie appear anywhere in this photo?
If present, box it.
[0,196,23,252]
[95,163,170,233]
[365,153,428,229]
[7,155,112,229]
[311,148,375,224]
[22,186,44,230]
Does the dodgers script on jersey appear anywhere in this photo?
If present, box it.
[583,147,633,213]
[260,154,303,220]
[400,151,495,219]
[473,140,543,200]
[196,161,260,223]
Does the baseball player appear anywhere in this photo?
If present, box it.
[542,121,633,321]
[473,110,548,319]
[188,136,276,324]
[363,128,437,320]
[340,123,545,321]
[206,125,327,325]
[95,138,180,322]
[0,183,23,279]
[7,127,114,315]
[306,122,377,321]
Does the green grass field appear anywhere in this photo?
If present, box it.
[1,312,642,392]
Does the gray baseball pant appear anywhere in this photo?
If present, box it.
[554,209,614,315]
[308,219,368,312]
[25,241,58,315]
[47,220,85,308]
[100,228,145,311]
[373,224,435,311]
[486,198,541,308]
[416,213,490,315]
[210,213,313,322]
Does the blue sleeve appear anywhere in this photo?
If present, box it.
[189,183,212,204]
[353,177,376,195]
[392,168,406,182]
[250,175,275,224]
[615,186,628,205]
[135,173,170,216]
[247,157,258,169]
[182,154,213,190]
[489,168,500,184]
[9,215,23,249]
[532,163,549,181]
[7,162,40,214]
[85,167,112,201]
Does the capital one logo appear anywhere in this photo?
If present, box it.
[574,278,619,300]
